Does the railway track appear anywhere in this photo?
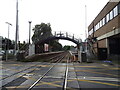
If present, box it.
[26,52,79,90]
[2,51,76,89]
[1,52,66,80]
[2,51,120,90]
[1,52,66,87]
[62,56,69,90]
[28,52,68,90]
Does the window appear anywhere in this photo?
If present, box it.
[95,23,100,31]
[97,23,100,29]
[102,18,105,25]
[96,24,97,30]
[113,6,118,17]
[88,28,93,35]
[94,25,96,31]
[110,10,113,20]
[99,20,102,27]
[106,13,110,23]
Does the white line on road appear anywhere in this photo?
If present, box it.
[77,76,120,82]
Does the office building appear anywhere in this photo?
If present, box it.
[88,1,120,60]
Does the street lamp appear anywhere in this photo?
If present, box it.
[5,22,12,61]
[15,0,19,56]
[6,22,12,39]
[28,21,32,45]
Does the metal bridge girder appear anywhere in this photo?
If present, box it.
[35,31,82,46]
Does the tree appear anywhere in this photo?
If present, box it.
[49,40,63,51]
[32,23,63,53]
[19,41,29,51]
[63,45,70,51]
[32,23,53,44]
[2,37,14,50]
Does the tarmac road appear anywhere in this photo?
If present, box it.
[1,61,120,90]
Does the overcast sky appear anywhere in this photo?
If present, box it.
[0,0,109,46]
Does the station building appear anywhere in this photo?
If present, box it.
[88,1,120,61]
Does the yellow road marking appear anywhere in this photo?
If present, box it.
[6,80,63,88]
[29,68,36,70]
[37,65,97,68]
[0,77,3,79]
[5,78,120,89]
[6,84,31,89]
[36,68,42,70]
[6,86,21,89]
[6,69,19,72]
[110,68,120,70]
[1,67,9,69]
[75,70,118,77]
[64,79,120,87]
[37,65,50,67]
[36,65,97,68]
[102,64,108,66]
[51,80,62,83]
[12,64,22,66]
[36,81,62,87]
[74,66,97,68]
[22,76,36,81]
[77,79,120,87]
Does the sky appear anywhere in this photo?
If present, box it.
[0,0,109,46]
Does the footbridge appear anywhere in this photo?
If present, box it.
[30,31,83,62]
[35,31,82,46]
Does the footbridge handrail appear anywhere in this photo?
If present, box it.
[53,31,82,44]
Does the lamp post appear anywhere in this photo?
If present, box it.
[5,22,12,61]
[28,21,32,45]
[15,0,19,56]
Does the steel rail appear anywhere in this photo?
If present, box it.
[63,56,69,90]
[1,52,65,81]
[2,52,65,87]
[50,52,67,63]
[2,52,67,89]
[1,62,46,88]
[1,62,41,81]
[27,52,67,90]
[50,52,66,63]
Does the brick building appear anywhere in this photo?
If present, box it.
[88,1,120,61]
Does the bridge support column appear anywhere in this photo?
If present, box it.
[29,44,35,56]
[78,50,82,63]
[78,45,82,63]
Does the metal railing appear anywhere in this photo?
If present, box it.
[87,38,97,58]
[53,31,82,43]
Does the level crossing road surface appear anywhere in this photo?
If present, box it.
[0,60,120,90]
